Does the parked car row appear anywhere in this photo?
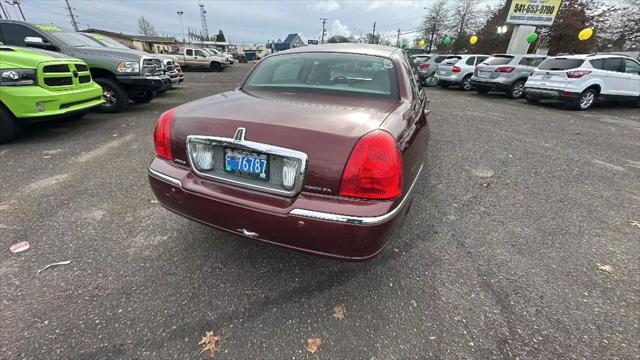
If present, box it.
[413,51,640,110]
[0,20,188,143]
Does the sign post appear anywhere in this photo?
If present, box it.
[505,0,562,54]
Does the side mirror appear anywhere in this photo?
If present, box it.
[24,36,54,49]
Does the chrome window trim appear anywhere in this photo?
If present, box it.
[186,135,308,197]
[290,163,423,225]
[148,166,182,188]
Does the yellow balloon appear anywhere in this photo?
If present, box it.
[578,28,593,41]
[470,35,478,45]
[418,39,426,47]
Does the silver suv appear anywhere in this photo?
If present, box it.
[435,54,489,90]
[471,54,547,98]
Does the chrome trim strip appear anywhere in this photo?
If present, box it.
[186,135,308,197]
[148,166,182,188]
[290,163,423,225]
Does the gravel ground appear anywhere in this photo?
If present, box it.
[1,63,638,359]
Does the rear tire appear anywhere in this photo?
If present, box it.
[130,90,156,103]
[210,62,222,72]
[461,75,473,91]
[573,88,597,110]
[0,106,22,144]
[508,79,526,99]
[94,78,129,113]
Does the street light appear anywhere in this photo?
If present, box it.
[177,11,185,45]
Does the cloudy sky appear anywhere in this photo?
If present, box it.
[3,0,500,45]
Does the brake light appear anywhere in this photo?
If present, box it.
[452,66,462,73]
[339,130,402,200]
[420,63,430,69]
[566,70,591,78]
[154,108,176,160]
[496,66,515,73]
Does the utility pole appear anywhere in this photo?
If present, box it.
[396,29,401,47]
[14,1,25,20]
[0,1,8,20]
[198,1,209,40]
[370,22,376,44]
[177,11,186,45]
[320,18,327,44]
[64,0,79,31]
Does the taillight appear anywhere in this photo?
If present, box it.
[154,108,176,160]
[420,63,430,69]
[452,66,461,73]
[339,130,402,200]
[566,70,591,78]
[496,66,515,73]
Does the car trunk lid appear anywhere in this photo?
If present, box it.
[436,56,461,76]
[170,90,398,197]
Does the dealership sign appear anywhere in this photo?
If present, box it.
[506,0,562,26]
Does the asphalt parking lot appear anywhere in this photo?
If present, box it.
[1,63,638,359]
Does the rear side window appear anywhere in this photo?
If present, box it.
[476,56,489,64]
[0,23,43,46]
[186,49,193,56]
[589,59,605,69]
[529,57,546,67]
[465,57,476,65]
[538,58,585,70]
[485,56,514,65]
[434,56,447,63]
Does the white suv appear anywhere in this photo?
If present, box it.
[524,54,640,110]
[435,54,489,90]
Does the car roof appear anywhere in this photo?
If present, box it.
[490,53,546,57]
[551,53,635,60]
[278,43,399,59]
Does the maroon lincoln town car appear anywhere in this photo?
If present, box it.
[148,44,430,260]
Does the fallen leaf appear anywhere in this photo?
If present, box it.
[429,336,437,340]
[306,337,321,354]
[42,155,52,159]
[629,220,640,228]
[597,264,614,273]
[454,314,464,321]
[333,304,346,320]
[199,331,220,357]
[481,181,491,188]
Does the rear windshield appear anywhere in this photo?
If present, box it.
[244,52,399,98]
[441,57,461,65]
[538,58,585,70]
[483,56,514,65]
[413,56,430,62]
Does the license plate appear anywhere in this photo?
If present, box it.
[224,148,268,180]
[542,74,553,80]
[478,71,491,78]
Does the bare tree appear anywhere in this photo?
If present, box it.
[137,17,156,36]
[327,35,351,43]
[448,0,482,53]
[421,0,449,52]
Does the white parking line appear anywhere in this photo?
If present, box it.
[74,134,135,163]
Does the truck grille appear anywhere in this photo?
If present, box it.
[44,77,73,86]
[39,61,92,90]
[43,64,70,73]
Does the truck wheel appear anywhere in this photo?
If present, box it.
[508,80,526,99]
[210,62,222,72]
[130,90,156,103]
[0,106,22,144]
[94,78,129,113]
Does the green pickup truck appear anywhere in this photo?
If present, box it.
[0,45,104,143]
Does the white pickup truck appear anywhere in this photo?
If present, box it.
[166,48,227,72]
